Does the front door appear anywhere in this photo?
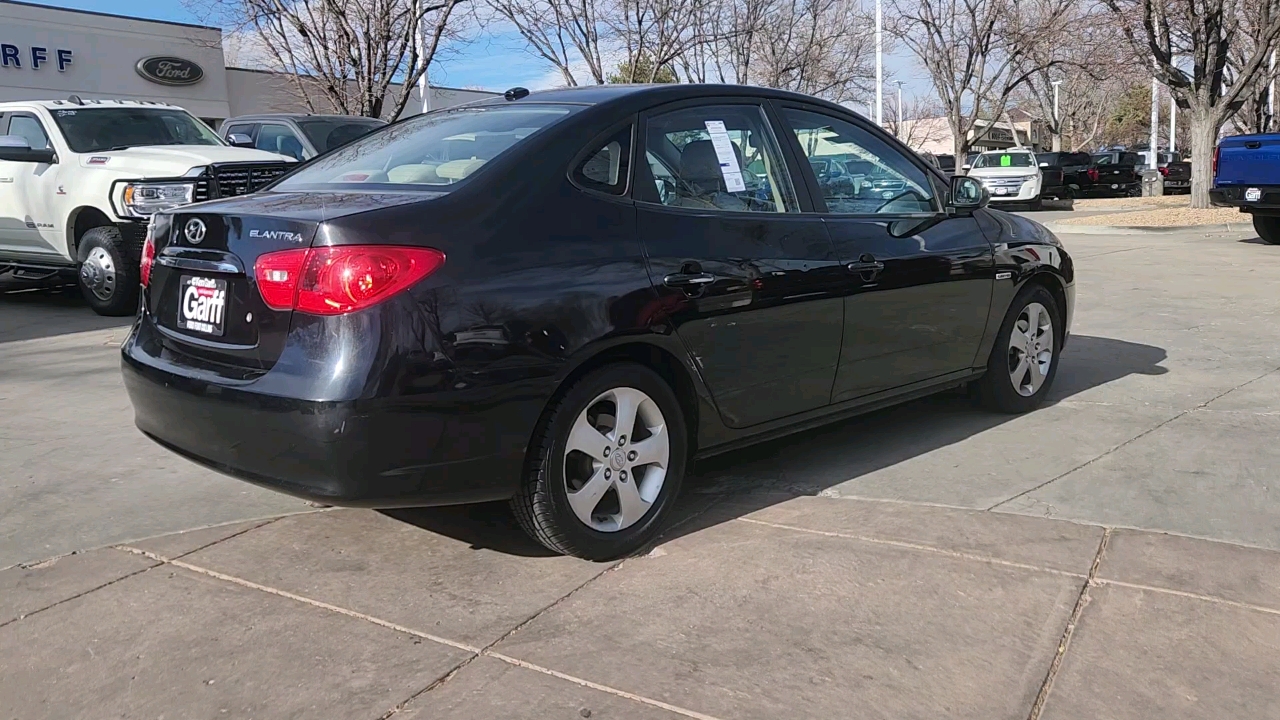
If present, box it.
[636,101,845,429]
[776,105,994,402]
[0,112,63,258]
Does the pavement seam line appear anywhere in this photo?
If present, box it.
[115,545,481,653]
[1026,527,1110,720]
[167,516,285,562]
[1094,578,1280,617]
[484,652,726,720]
[0,560,161,629]
[376,561,625,719]
[115,545,723,720]
[735,517,1088,578]
[986,363,1280,511]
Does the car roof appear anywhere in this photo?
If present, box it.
[224,114,386,122]
[468,83,861,117]
[0,98,183,110]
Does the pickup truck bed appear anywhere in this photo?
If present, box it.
[1210,133,1280,244]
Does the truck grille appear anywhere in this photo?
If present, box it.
[192,163,291,201]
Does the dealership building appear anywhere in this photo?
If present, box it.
[0,0,497,128]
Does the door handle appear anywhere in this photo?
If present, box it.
[846,260,885,273]
[663,272,716,288]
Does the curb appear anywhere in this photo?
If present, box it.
[1044,222,1254,236]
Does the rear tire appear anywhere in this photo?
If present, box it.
[77,226,139,316]
[512,363,688,560]
[976,284,1062,413]
[1253,215,1280,245]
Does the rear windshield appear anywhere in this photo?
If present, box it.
[273,104,579,192]
[50,107,223,153]
[296,118,386,154]
[973,152,1035,168]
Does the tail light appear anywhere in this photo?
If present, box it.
[1213,145,1221,177]
[254,245,445,315]
[1086,168,1099,182]
[140,232,156,287]
[1158,166,1169,176]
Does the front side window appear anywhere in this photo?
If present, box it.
[50,108,222,153]
[274,104,578,192]
[7,115,50,150]
[256,123,305,160]
[642,104,797,213]
[783,107,935,214]
[573,126,631,195]
[296,118,385,154]
[973,152,1035,169]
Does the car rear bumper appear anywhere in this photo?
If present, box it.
[121,325,527,508]
[1211,185,1280,211]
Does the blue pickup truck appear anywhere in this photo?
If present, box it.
[1210,133,1280,244]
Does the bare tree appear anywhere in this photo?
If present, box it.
[1225,12,1280,132]
[1103,0,1280,206]
[198,0,463,120]
[486,0,607,85]
[610,0,717,82]
[747,0,874,101]
[884,96,953,149]
[889,0,1076,161]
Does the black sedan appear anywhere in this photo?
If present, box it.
[122,84,1075,560]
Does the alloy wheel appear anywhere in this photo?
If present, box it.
[562,386,669,532]
[1007,301,1054,397]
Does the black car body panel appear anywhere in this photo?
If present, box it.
[122,84,1075,508]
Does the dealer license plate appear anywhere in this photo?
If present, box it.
[177,276,227,336]
[994,187,1008,195]
[1246,188,1263,202]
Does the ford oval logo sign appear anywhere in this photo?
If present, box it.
[136,56,204,86]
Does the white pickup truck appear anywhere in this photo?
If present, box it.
[0,98,294,315]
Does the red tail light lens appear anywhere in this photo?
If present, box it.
[140,233,156,287]
[1158,166,1169,176]
[1086,168,1099,182]
[1213,145,1221,177]
[254,245,445,315]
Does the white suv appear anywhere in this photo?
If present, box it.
[966,149,1043,208]
[0,99,293,315]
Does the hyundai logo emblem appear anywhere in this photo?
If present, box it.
[184,218,206,245]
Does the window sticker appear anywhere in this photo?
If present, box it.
[999,154,1011,167]
[56,110,77,116]
[703,120,747,193]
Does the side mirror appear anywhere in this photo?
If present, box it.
[1039,162,1049,167]
[226,133,255,149]
[0,135,56,164]
[961,164,971,170]
[950,175,988,214]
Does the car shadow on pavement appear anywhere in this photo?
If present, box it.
[386,334,1167,557]
[1238,235,1270,245]
[1,282,132,343]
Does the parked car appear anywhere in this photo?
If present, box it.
[967,149,1058,208]
[1080,150,1143,197]
[0,98,294,315]
[1035,151,1093,198]
[122,84,1075,559]
[221,114,387,161]
[1137,150,1192,193]
[1210,133,1280,244]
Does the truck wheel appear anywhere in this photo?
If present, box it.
[1255,216,1280,245]
[77,226,140,316]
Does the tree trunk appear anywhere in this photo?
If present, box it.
[1051,132,1062,152]
[951,118,968,173]
[1188,110,1218,209]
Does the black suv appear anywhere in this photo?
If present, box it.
[123,85,1075,559]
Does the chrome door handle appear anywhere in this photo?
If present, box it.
[846,260,884,273]
[663,272,716,288]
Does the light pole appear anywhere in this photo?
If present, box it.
[875,0,883,126]
[1270,49,1276,132]
[895,80,904,138]
[1149,67,1159,170]
[1170,93,1177,154]
[1051,79,1061,151]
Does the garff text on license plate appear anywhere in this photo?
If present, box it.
[183,277,225,333]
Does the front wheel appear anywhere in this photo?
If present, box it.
[77,226,139,316]
[976,284,1062,413]
[512,363,688,560]
[1253,215,1280,245]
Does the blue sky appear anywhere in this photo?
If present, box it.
[34,0,929,98]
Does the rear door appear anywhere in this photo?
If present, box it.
[635,99,845,429]
[775,103,994,402]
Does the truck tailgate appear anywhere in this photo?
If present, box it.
[1216,135,1280,186]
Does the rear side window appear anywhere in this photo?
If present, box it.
[572,126,631,196]
[274,104,580,192]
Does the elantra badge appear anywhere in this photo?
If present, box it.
[248,229,305,243]
[184,218,207,245]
